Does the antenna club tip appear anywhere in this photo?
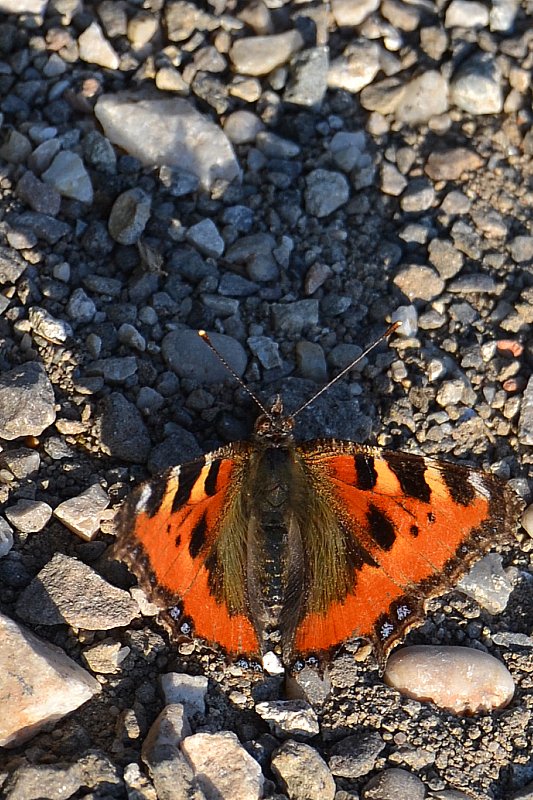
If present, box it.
[198,329,208,339]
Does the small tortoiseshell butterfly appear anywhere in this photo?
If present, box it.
[114,326,522,667]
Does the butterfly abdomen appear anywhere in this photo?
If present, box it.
[242,447,308,655]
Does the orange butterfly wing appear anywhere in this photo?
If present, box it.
[114,446,260,657]
[291,442,522,662]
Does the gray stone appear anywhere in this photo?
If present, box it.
[428,238,464,279]
[400,178,435,212]
[448,274,497,293]
[0,517,14,558]
[395,70,449,124]
[0,362,56,440]
[78,21,120,70]
[53,484,110,541]
[457,553,513,614]
[445,0,489,27]
[223,109,264,144]
[0,246,27,283]
[515,374,532,443]
[141,705,200,800]
[218,272,259,297]
[41,151,93,203]
[82,130,117,173]
[0,129,32,164]
[247,336,282,369]
[95,92,240,190]
[182,731,263,800]
[284,46,329,107]
[5,500,52,533]
[450,53,503,115]
[15,553,139,630]
[108,187,151,245]
[28,306,72,343]
[490,0,519,31]
[159,165,200,196]
[0,611,101,749]
[362,767,426,799]
[16,170,61,216]
[186,218,225,258]
[328,40,380,94]
[97,392,151,463]
[160,673,208,716]
[9,212,71,243]
[393,265,444,302]
[162,329,247,383]
[66,288,97,323]
[147,430,202,473]
[256,700,319,738]
[271,300,319,335]
[165,1,216,42]
[256,131,301,158]
[90,356,138,384]
[331,0,379,26]
[271,740,336,800]
[510,235,533,264]
[329,731,386,778]
[28,138,61,174]
[381,161,407,195]
[305,169,350,217]
[226,233,278,281]
[230,30,304,76]
[296,341,327,383]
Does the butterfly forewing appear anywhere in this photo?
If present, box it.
[114,446,261,656]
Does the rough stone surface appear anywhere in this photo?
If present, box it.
[95,93,241,190]
[15,553,139,630]
[0,611,101,748]
[181,731,264,800]
[0,362,56,440]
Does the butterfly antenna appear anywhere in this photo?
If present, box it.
[292,321,402,420]
[198,330,273,420]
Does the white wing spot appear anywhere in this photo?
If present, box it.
[396,605,411,621]
[135,485,152,513]
[180,621,192,635]
[468,472,491,500]
[380,622,395,640]
[169,605,181,621]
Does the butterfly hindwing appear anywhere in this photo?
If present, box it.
[291,441,522,662]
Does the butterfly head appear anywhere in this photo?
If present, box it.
[253,394,294,445]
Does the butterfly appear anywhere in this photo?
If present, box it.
[114,327,523,668]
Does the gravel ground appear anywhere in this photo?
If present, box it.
[0,1,532,799]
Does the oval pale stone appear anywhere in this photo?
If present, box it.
[384,645,515,714]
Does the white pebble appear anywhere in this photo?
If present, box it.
[384,645,515,714]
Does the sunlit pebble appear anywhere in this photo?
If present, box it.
[521,504,533,538]
[262,651,284,676]
[496,339,524,358]
[82,78,101,98]
[384,645,515,714]
[503,377,526,392]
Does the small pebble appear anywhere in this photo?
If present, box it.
[271,740,336,800]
